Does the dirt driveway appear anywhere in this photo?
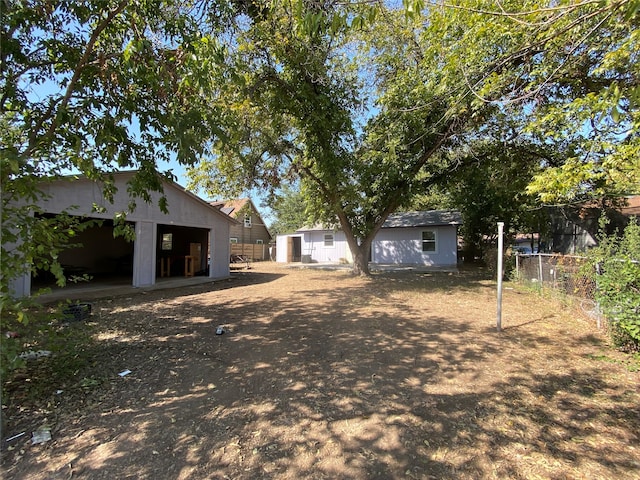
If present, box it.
[2,263,639,479]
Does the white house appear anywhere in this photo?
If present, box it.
[276,210,462,267]
[8,172,238,297]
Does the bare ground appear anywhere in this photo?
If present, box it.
[2,263,639,479]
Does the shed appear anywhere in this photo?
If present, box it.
[372,211,462,266]
[276,210,462,267]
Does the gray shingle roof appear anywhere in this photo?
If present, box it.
[382,210,462,228]
[296,210,462,232]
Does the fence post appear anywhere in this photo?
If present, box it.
[538,253,543,287]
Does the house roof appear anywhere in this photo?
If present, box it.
[296,210,462,232]
[621,195,640,217]
[211,198,249,217]
[211,197,272,239]
[382,210,463,228]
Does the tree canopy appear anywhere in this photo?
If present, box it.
[188,0,639,274]
[1,1,231,192]
[266,184,309,236]
[4,1,639,280]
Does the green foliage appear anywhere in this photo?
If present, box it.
[589,217,640,350]
[0,0,227,383]
[266,185,310,235]
[413,136,549,260]
[0,178,101,379]
[188,3,497,274]
[188,1,640,276]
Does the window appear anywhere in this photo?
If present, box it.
[422,230,437,252]
[324,233,334,247]
[230,237,238,244]
[244,215,252,228]
[256,239,264,244]
[161,233,173,251]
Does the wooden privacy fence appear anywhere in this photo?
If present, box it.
[230,243,270,261]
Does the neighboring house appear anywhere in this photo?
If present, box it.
[211,198,272,260]
[276,210,462,267]
[8,171,238,297]
[545,196,640,254]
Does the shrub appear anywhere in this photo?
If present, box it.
[588,217,640,351]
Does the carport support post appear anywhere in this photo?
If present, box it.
[497,222,504,332]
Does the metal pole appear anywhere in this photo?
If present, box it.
[538,253,543,287]
[497,222,504,332]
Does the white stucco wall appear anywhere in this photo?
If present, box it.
[9,172,235,296]
[210,223,231,278]
[372,226,458,266]
[275,235,293,263]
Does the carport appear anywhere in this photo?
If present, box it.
[11,172,237,297]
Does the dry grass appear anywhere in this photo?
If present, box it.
[2,263,639,479]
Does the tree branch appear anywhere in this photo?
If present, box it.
[25,1,129,159]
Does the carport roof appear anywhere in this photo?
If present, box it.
[41,171,240,225]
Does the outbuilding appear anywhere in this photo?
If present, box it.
[9,172,238,297]
[276,210,462,268]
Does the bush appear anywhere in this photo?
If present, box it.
[588,217,640,351]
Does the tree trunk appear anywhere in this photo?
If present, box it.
[341,228,372,276]
[351,244,370,276]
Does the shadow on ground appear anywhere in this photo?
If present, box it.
[2,265,638,479]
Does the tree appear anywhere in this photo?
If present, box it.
[266,184,309,236]
[411,141,547,260]
[586,217,640,350]
[426,0,640,204]
[0,1,233,391]
[416,0,640,257]
[2,1,229,188]
[188,2,577,273]
[188,2,499,275]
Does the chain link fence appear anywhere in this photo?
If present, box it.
[514,253,605,328]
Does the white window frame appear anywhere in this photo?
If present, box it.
[230,237,238,244]
[256,239,264,244]
[324,233,334,247]
[244,215,252,228]
[421,230,437,253]
[161,233,173,251]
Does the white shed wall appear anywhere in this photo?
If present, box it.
[38,173,220,227]
[301,230,352,263]
[275,232,353,263]
[275,235,293,263]
[372,226,458,266]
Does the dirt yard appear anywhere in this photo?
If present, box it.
[2,263,639,479]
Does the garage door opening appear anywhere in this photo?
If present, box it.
[156,225,209,279]
[31,214,135,290]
